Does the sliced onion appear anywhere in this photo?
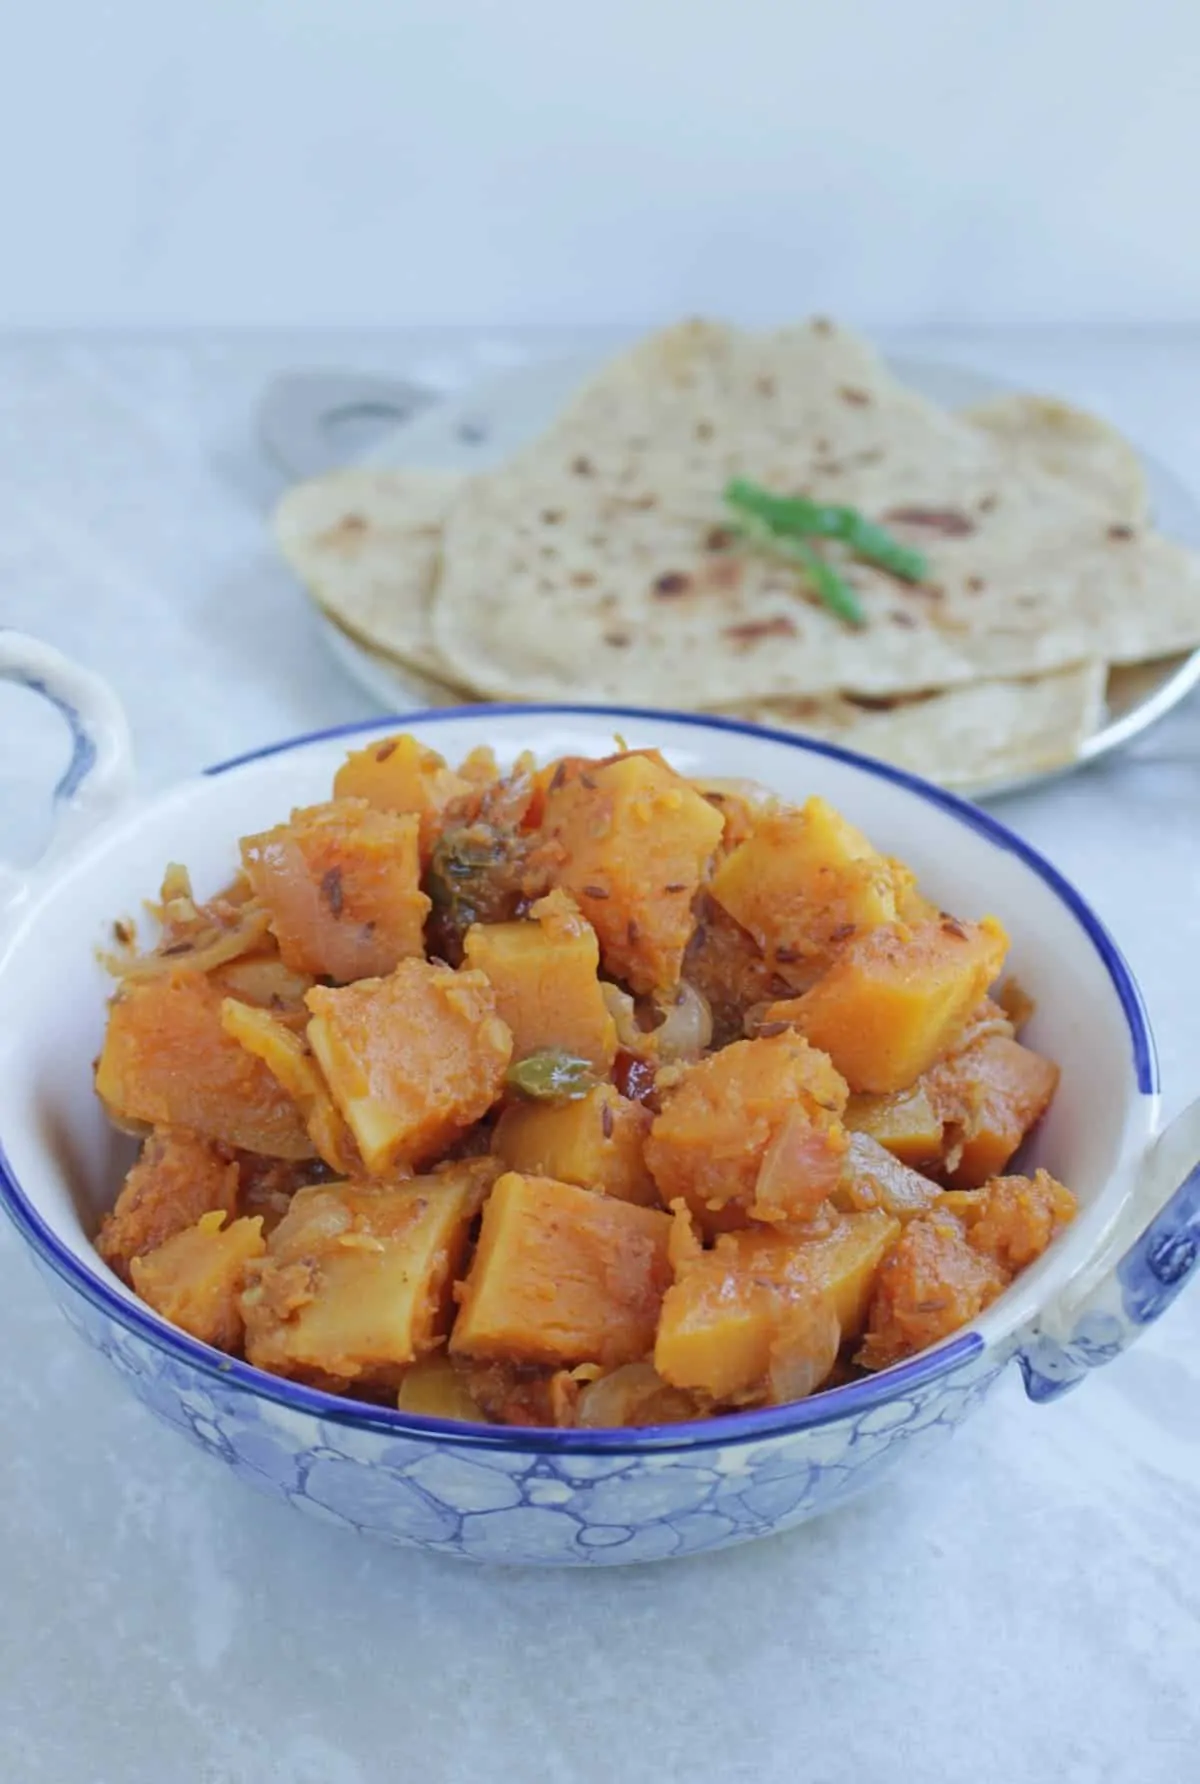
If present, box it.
[601,981,643,1052]
[767,1294,841,1406]
[653,981,713,1063]
[104,906,272,980]
[577,1363,699,1429]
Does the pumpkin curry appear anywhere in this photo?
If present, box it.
[93,739,1076,1428]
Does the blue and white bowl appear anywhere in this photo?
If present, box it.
[1,631,1197,1567]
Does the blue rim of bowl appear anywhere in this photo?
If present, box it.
[0,703,1157,1456]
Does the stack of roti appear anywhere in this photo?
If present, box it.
[275,319,1200,791]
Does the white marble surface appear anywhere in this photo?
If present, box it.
[1,331,1198,1784]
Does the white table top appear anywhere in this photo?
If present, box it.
[1,330,1198,1784]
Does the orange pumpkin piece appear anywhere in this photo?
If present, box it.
[333,734,471,863]
[537,751,724,994]
[492,1084,657,1205]
[131,1210,266,1351]
[241,798,429,983]
[645,1033,849,1231]
[654,1210,896,1403]
[844,1083,943,1167]
[306,960,512,1175]
[654,1261,780,1402]
[96,971,315,1159]
[220,999,360,1176]
[717,1208,901,1338]
[709,797,899,979]
[835,1132,942,1222]
[783,916,1009,1094]
[96,1126,240,1283]
[927,1034,1060,1188]
[462,889,616,1072]
[241,1163,492,1387]
[450,1172,673,1369]
[950,1169,1077,1272]
[857,1211,1009,1371]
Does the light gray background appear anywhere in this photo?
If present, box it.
[3,0,1199,328]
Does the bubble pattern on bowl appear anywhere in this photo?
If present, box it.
[42,1258,1008,1566]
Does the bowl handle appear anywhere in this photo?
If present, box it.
[1017,1098,1200,1401]
[0,632,134,925]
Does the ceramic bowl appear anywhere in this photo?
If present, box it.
[1,630,1197,1568]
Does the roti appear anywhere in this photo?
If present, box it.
[429,320,1200,705]
[274,466,466,685]
[729,661,1107,791]
[962,394,1148,524]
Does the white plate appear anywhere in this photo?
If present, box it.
[265,349,1200,799]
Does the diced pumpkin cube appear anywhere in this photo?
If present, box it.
[492,1084,656,1205]
[220,999,360,1175]
[241,798,430,982]
[537,751,724,994]
[715,1208,901,1339]
[709,797,898,978]
[131,1211,266,1351]
[786,917,1009,1094]
[462,889,616,1072]
[241,1163,491,1387]
[653,1214,878,1403]
[96,1127,240,1283]
[333,734,470,862]
[858,1211,1008,1371]
[845,1084,944,1167]
[654,1263,780,1401]
[396,1353,484,1421]
[450,1172,672,1368]
[834,1132,942,1222]
[926,1035,1059,1188]
[96,971,315,1159]
[645,1033,849,1232]
[306,960,512,1174]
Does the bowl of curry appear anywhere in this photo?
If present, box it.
[1,632,1196,1566]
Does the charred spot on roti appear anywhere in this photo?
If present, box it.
[723,617,798,646]
[883,507,976,538]
[653,572,692,597]
[318,513,369,553]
